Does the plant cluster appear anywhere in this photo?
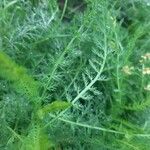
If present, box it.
[0,0,150,149]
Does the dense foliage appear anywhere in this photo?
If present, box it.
[0,0,150,149]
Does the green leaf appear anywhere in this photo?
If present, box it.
[20,126,54,150]
[37,101,71,119]
[0,51,39,101]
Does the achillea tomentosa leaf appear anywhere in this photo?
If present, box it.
[38,101,71,119]
[20,126,54,150]
[0,51,39,101]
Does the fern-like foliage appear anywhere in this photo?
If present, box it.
[0,51,39,102]
[0,0,150,150]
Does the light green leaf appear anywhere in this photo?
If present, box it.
[38,101,71,119]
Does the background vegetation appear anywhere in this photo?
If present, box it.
[0,0,150,149]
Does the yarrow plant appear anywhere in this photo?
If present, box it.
[0,0,150,149]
